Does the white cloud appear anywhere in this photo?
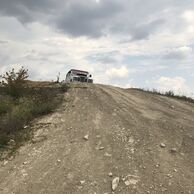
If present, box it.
[182,10,194,33]
[182,10,194,22]
[0,1,194,95]
[105,66,129,78]
[163,46,192,59]
[95,0,101,4]
[156,76,191,95]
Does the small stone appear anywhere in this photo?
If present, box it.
[91,181,98,186]
[174,169,178,172]
[128,138,134,144]
[161,188,168,192]
[112,177,120,191]
[3,161,8,166]
[104,153,111,157]
[156,164,160,168]
[80,180,85,185]
[83,135,89,140]
[160,143,166,148]
[170,105,175,109]
[23,161,28,165]
[167,174,172,178]
[21,169,28,177]
[9,156,14,161]
[77,186,82,190]
[108,172,113,177]
[170,148,177,153]
[67,173,74,180]
[9,139,16,146]
[99,147,105,150]
[124,180,130,186]
[131,148,135,153]
[57,159,61,163]
[24,126,28,129]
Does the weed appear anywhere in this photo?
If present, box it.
[136,88,194,103]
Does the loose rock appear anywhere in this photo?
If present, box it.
[124,180,130,186]
[23,161,28,165]
[112,177,120,191]
[160,143,166,148]
[3,161,8,166]
[104,153,111,157]
[8,139,16,146]
[83,135,89,140]
[80,180,86,185]
[170,148,177,153]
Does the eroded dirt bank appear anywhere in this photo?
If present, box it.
[0,84,194,194]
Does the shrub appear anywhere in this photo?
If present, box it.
[137,88,194,103]
[165,90,174,97]
[60,83,69,92]
[0,70,68,158]
[0,96,13,114]
[0,67,29,97]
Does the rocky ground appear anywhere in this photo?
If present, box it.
[0,83,194,194]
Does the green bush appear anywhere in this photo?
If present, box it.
[60,83,69,92]
[0,68,67,158]
[0,67,28,97]
[0,96,13,114]
[165,90,175,97]
[0,88,64,152]
[138,88,194,103]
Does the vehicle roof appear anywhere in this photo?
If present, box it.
[70,69,89,74]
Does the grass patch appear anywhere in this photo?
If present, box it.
[136,88,194,103]
[0,84,68,160]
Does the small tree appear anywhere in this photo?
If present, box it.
[0,67,29,97]
[165,90,174,97]
[56,72,60,83]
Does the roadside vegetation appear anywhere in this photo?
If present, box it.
[137,88,194,103]
[0,67,68,159]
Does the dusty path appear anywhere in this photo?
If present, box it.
[0,84,194,194]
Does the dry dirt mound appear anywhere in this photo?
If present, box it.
[0,84,194,194]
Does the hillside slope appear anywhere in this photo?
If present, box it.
[0,84,194,194]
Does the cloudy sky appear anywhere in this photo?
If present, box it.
[0,0,194,96]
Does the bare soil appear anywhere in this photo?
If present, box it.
[0,83,194,194]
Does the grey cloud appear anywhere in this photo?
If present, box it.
[0,0,56,23]
[131,19,165,40]
[0,40,8,44]
[163,47,192,60]
[86,51,120,64]
[0,0,194,39]
[56,0,123,37]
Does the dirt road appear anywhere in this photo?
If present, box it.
[0,84,194,194]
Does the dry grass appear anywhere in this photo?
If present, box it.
[0,82,68,159]
[135,88,194,103]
